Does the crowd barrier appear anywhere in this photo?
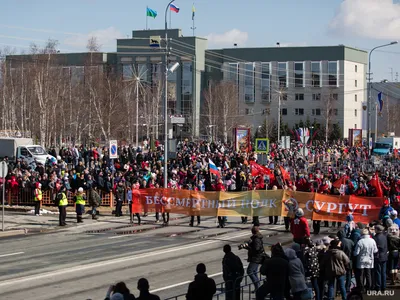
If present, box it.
[2,188,385,223]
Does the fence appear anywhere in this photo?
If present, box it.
[164,272,264,300]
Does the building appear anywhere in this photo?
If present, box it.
[5,29,368,140]
[369,82,400,138]
[205,45,368,139]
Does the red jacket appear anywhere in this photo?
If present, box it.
[290,217,310,239]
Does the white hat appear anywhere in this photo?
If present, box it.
[78,187,84,193]
[111,293,124,300]
[391,210,398,216]
[295,208,304,217]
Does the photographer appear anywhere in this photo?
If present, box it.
[239,226,265,292]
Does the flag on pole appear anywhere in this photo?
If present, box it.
[146,7,158,18]
[170,3,180,13]
[377,92,383,112]
[208,159,221,178]
[192,4,196,20]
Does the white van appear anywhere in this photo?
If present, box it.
[17,145,56,165]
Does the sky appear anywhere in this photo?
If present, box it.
[1,0,400,81]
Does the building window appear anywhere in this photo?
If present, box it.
[295,108,304,115]
[311,62,321,87]
[245,62,255,102]
[312,109,321,116]
[312,93,321,101]
[282,108,287,115]
[355,124,357,128]
[227,63,239,83]
[122,64,133,79]
[330,109,338,116]
[281,93,288,101]
[354,109,357,117]
[294,62,304,87]
[137,63,148,81]
[151,63,162,83]
[295,93,304,101]
[261,63,270,101]
[181,62,193,116]
[355,94,357,102]
[328,61,338,86]
[278,62,287,87]
[332,93,338,101]
[355,65,358,72]
[355,80,357,87]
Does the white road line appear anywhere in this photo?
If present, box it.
[150,271,223,293]
[0,252,24,258]
[0,226,283,287]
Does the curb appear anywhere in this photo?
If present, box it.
[0,229,28,238]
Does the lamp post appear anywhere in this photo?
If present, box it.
[164,0,177,189]
[367,41,397,154]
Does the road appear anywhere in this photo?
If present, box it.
[0,214,332,300]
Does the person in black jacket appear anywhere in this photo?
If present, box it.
[256,243,289,300]
[337,230,355,293]
[222,244,244,300]
[136,278,160,300]
[186,263,216,300]
[240,226,264,292]
[373,225,388,291]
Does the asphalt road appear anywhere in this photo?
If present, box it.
[0,215,332,300]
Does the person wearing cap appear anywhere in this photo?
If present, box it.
[390,210,400,227]
[57,186,68,226]
[387,223,400,285]
[378,199,394,223]
[290,208,310,245]
[33,182,42,216]
[353,228,378,292]
[373,225,388,291]
[74,187,86,223]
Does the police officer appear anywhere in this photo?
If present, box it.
[57,187,68,226]
[74,187,86,223]
[34,182,42,216]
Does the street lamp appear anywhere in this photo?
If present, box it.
[163,0,179,189]
[367,41,397,154]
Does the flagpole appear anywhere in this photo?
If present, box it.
[169,9,171,29]
[191,16,196,36]
[146,6,148,30]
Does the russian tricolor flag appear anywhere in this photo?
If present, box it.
[208,159,221,178]
[170,3,180,13]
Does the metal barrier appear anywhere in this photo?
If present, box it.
[164,272,264,300]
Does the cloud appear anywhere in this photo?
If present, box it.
[329,0,400,40]
[63,27,123,50]
[206,29,248,47]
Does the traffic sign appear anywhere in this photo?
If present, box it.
[109,140,118,159]
[0,161,8,178]
[255,138,269,153]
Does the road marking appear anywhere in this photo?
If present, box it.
[150,271,223,293]
[0,252,24,258]
[0,226,284,288]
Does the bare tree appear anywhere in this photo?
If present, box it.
[86,36,101,52]
[321,90,337,143]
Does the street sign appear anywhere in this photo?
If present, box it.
[0,161,8,178]
[255,138,269,153]
[149,36,161,48]
[109,140,118,159]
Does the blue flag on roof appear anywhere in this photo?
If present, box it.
[377,92,383,112]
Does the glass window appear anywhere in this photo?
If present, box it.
[278,62,287,87]
[294,62,304,87]
[282,108,287,115]
[355,94,357,102]
[332,93,338,101]
[181,62,193,115]
[354,109,357,117]
[312,93,321,101]
[151,63,162,83]
[355,80,357,87]
[261,63,270,101]
[228,63,239,83]
[311,62,321,87]
[137,63,148,81]
[355,65,358,72]
[71,66,85,83]
[312,109,321,116]
[245,63,255,102]
[295,108,304,115]
[328,61,338,86]
[295,93,304,101]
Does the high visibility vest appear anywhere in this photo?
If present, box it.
[34,189,42,201]
[59,193,68,206]
[75,194,85,205]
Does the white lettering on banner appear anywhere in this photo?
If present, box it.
[261,199,277,208]
[314,201,325,212]
[338,203,347,214]
[185,198,192,208]
[327,202,337,213]
[227,200,236,208]
[201,200,206,209]
[305,200,314,212]
[251,200,260,209]
[241,200,252,209]
[154,196,161,205]
[176,198,185,207]
[360,204,372,216]
[145,196,153,205]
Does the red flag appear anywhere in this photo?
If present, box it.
[369,172,383,197]
[333,175,347,189]
[250,161,274,180]
[279,166,290,181]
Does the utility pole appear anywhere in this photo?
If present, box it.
[390,67,394,82]
[135,78,140,147]
[277,93,281,146]
[396,72,399,82]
